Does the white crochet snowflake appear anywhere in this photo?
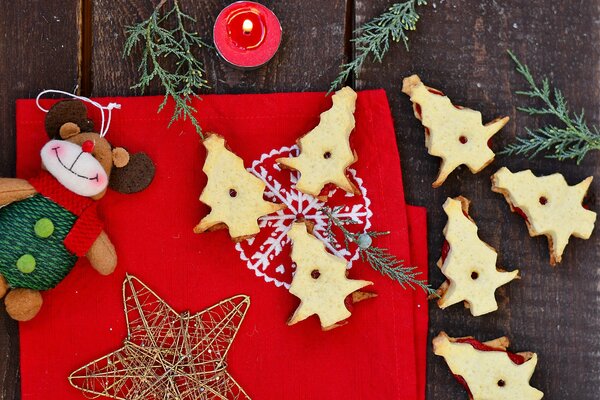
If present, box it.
[235,145,372,289]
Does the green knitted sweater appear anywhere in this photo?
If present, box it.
[0,195,77,290]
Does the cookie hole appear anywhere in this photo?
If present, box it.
[471,271,479,280]
[323,151,332,159]
[229,189,237,198]
[311,269,321,279]
[459,136,468,144]
[497,379,506,387]
[539,196,548,205]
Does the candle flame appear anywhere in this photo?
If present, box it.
[242,19,253,34]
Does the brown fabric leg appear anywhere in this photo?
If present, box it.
[5,289,43,321]
[87,230,117,275]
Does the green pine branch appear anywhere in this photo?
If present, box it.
[501,50,600,163]
[329,0,427,94]
[124,0,210,138]
[322,207,436,296]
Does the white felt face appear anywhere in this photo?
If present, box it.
[41,140,109,197]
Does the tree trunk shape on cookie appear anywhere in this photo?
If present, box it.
[277,87,358,196]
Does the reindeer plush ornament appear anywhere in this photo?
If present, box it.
[0,97,154,321]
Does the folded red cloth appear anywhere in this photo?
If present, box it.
[16,90,427,399]
[408,205,429,400]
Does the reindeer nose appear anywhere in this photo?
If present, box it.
[81,140,95,153]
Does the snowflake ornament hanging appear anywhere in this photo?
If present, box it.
[235,145,372,289]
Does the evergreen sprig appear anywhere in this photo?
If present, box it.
[501,51,600,163]
[124,0,210,138]
[322,207,436,296]
[329,0,427,94]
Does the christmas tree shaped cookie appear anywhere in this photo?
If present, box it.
[436,197,518,316]
[287,222,373,330]
[492,167,596,265]
[402,75,509,187]
[277,86,358,196]
[433,332,544,400]
[194,134,285,240]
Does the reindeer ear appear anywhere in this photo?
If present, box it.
[59,122,81,139]
[109,152,155,194]
[45,100,94,139]
[112,147,130,168]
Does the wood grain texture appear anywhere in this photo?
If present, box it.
[1,1,600,399]
[353,1,600,399]
[0,1,81,399]
[90,0,350,96]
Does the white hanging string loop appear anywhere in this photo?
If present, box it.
[36,89,121,137]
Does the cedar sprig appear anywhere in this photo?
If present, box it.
[501,50,600,163]
[124,0,210,137]
[322,206,436,296]
[329,0,427,94]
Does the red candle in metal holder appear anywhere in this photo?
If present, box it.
[213,1,282,69]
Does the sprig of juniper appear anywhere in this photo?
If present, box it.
[322,206,436,296]
[124,0,210,137]
[329,0,427,94]
[501,50,600,163]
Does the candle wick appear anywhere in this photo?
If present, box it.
[242,19,253,34]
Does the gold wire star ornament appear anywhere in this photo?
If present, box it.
[69,275,251,400]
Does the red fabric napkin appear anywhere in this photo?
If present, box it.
[16,90,428,399]
[408,206,429,400]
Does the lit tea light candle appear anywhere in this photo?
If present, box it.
[213,1,282,69]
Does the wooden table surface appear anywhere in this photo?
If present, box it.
[1,1,598,399]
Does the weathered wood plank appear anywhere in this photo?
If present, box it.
[353,1,600,399]
[2,1,598,399]
[91,0,350,96]
[0,1,82,399]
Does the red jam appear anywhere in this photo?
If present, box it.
[513,206,529,223]
[455,338,526,365]
[344,295,354,312]
[428,88,445,96]
[582,193,593,210]
[441,240,450,263]
[452,374,474,398]
[449,337,526,398]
